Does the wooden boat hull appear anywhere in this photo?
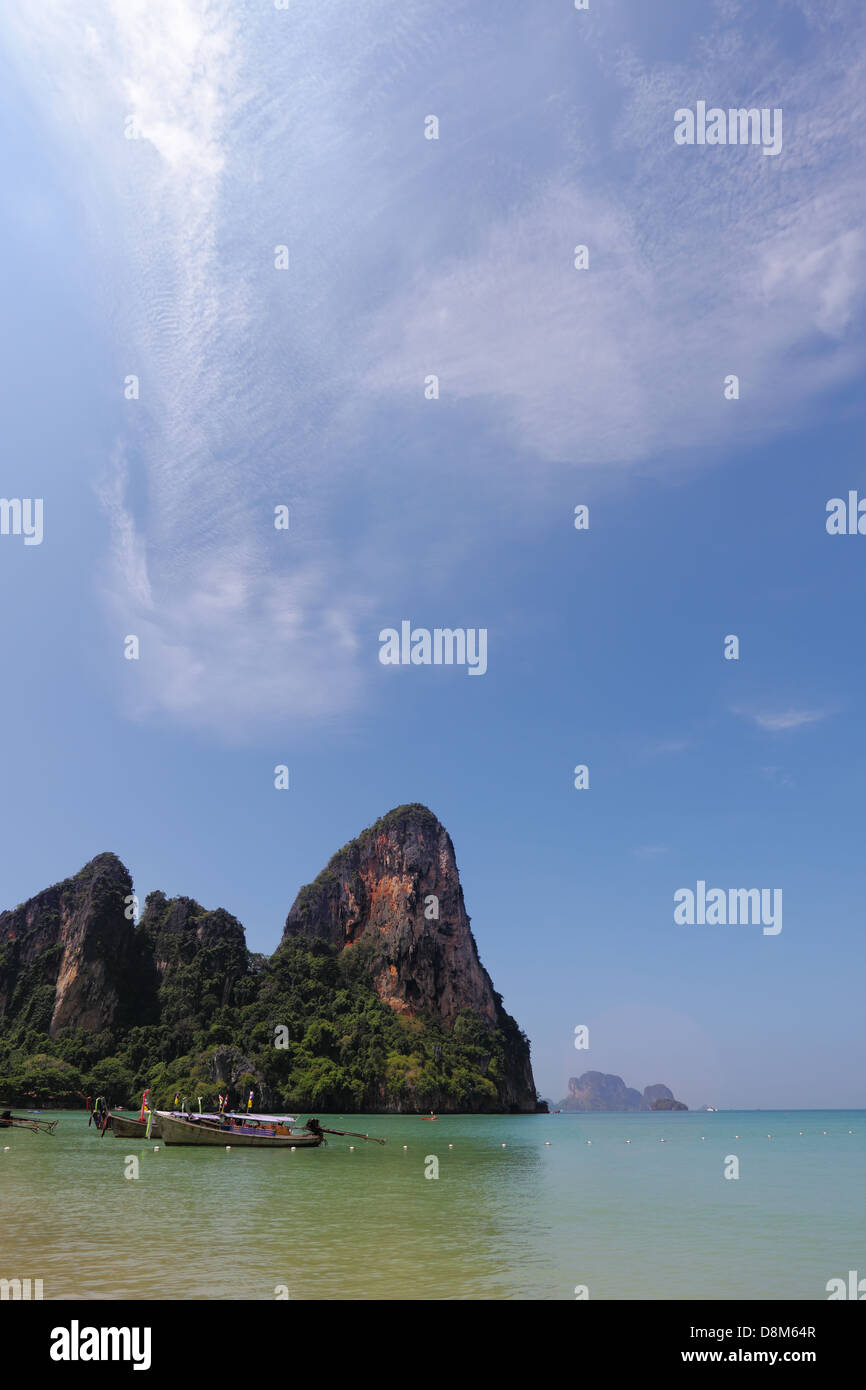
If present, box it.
[156,1112,322,1148]
[106,1113,162,1139]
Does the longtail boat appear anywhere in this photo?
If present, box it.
[102,1109,243,1139]
[99,1108,192,1139]
[0,1110,58,1135]
[103,1111,164,1139]
[95,1088,169,1139]
[156,1111,323,1148]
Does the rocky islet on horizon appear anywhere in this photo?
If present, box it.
[558,1071,688,1112]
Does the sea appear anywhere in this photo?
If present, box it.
[1,1109,862,1300]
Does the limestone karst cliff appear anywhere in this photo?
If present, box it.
[136,891,251,1026]
[560,1072,687,1112]
[283,804,497,1024]
[281,804,538,1111]
[0,806,538,1113]
[0,853,142,1036]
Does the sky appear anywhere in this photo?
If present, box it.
[0,0,864,1108]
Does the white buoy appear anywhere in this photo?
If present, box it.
[823,1131,828,1135]
[153,1145,160,1152]
[225,1145,231,1151]
[448,1143,453,1148]
[660,1138,665,1143]
[403,1145,408,1150]
[349,1145,355,1151]
[291,1146,296,1152]
[545,1141,551,1146]
[586,1140,591,1145]
[501,1142,506,1148]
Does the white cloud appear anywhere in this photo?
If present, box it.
[4,0,865,734]
[5,0,373,734]
[367,20,866,467]
[735,707,830,732]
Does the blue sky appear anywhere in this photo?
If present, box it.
[1,0,864,1107]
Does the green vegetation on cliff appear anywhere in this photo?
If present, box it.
[0,811,538,1113]
[0,935,528,1114]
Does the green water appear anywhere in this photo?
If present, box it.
[1,1110,862,1299]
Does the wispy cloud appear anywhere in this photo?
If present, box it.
[5,0,376,733]
[4,0,865,734]
[734,707,831,732]
[367,20,866,466]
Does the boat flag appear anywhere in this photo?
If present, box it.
[198,1096,203,1114]
[139,1089,150,1122]
[248,1090,254,1112]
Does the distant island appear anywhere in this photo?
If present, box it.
[557,1071,688,1112]
[0,805,542,1115]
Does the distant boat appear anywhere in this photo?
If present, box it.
[157,1111,323,1148]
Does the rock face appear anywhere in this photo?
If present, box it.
[643,1083,675,1107]
[282,804,538,1110]
[0,853,142,1037]
[563,1072,644,1111]
[136,892,250,1025]
[0,806,539,1113]
[561,1072,687,1112]
[208,1046,274,1111]
[283,805,495,1024]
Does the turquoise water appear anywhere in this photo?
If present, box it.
[1,1109,862,1299]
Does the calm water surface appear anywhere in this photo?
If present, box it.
[1,1110,862,1299]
